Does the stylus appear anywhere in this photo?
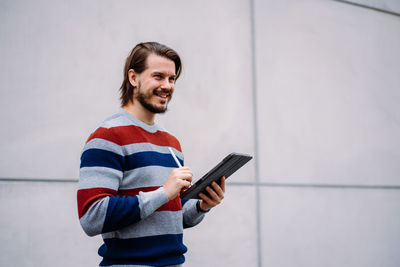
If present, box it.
[168,147,182,168]
[168,147,193,187]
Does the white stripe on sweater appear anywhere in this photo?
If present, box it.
[79,167,122,190]
[101,210,183,239]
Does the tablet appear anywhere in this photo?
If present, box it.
[180,152,253,199]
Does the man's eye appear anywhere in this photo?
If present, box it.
[169,77,176,83]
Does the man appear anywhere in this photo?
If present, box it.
[77,42,225,267]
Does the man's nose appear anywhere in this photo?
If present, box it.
[160,78,173,89]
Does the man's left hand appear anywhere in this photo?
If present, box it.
[198,176,226,212]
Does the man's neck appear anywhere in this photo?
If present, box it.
[123,102,155,125]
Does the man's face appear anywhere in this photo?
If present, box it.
[132,54,176,114]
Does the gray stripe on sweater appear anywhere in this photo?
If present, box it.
[79,167,122,190]
[79,165,174,194]
[83,138,124,155]
[138,187,169,219]
[182,199,205,227]
[120,166,172,189]
[102,108,162,134]
[80,197,109,236]
[102,211,183,239]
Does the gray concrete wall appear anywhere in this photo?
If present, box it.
[1,0,399,266]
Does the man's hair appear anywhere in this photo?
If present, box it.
[119,42,182,107]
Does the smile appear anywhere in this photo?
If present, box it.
[153,89,171,99]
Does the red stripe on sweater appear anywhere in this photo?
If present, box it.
[86,125,181,152]
[119,187,182,212]
[77,187,117,219]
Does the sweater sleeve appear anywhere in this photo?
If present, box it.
[181,199,206,228]
[77,127,169,236]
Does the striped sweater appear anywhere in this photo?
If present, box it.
[77,108,205,267]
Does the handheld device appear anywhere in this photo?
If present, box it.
[180,152,253,199]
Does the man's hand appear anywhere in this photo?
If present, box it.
[198,176,226,212]
[163,167,193,200]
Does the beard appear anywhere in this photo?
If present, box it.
[135,81,172,114]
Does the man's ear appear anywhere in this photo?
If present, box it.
[128,69,138,87]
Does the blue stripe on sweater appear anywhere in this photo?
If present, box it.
[80,149,183,171]
[99,234,187,266]
[181,198,189,207]
[80,148,124,171]
[125,151,183,170]
[102,195,141,234]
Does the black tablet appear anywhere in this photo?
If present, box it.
[180,152,253,199]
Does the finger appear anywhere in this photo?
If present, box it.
[205,186,221,203]
[177,170,193,178]
[199,192,214,205]
[181,175,192,183]
[220,176,226,192]
[175,171,193,180]
[211,182,224,199]
[181,180,191,190]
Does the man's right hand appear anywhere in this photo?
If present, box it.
[163,167,193,200]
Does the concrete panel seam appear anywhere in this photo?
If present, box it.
[227,181,400,190]
[2,178,399,191]
[249,0,262,266]
[0,177,78,183]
